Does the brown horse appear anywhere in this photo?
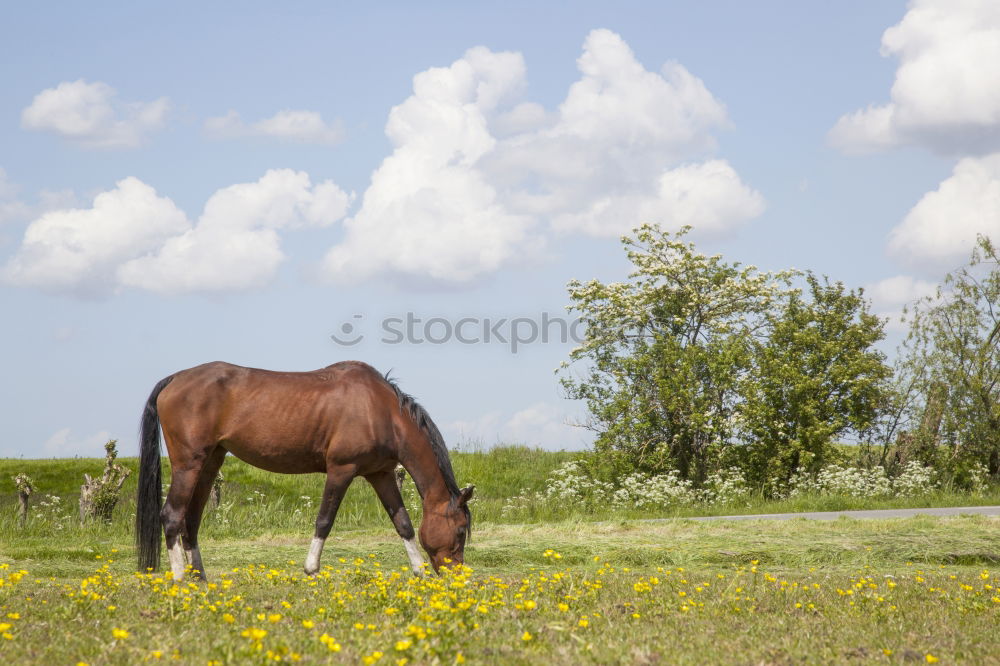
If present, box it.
[135,360,473,580]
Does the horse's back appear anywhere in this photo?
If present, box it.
[156,360,397,474]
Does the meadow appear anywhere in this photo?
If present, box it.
[2,448,999,664]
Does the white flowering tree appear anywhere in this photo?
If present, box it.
[561,224,795,483]
[562,224,890,494]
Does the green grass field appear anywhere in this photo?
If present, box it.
[2,449,999,664]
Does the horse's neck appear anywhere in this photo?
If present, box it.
[399,435,452,507]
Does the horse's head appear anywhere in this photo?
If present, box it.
[419,485,473,572]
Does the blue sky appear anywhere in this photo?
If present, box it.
[2,1,998,457]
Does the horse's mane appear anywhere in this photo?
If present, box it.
[382,371,462,499]
[382,372,472,539]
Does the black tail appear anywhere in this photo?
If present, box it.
[136,375,173,572]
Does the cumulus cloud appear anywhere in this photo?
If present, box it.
[2,177,189,294]
[322,29,763,284]
[830,0,1000,155]
[887,154,1000,273]
[864,274,939,329]
[121,170,351,293]
[21,80,169,149]
[322,46,538,284]
[205,109,344,145]
[3,170,350,295]
[550,159,765,236]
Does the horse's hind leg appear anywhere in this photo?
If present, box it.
[182,446,227,580]
[161,463,202,581]
[304,465,355,575]
[366,470,425,575]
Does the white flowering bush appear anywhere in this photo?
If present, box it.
[502,458,941,518]
[966,462,990,494]
[542,461,614,505]
[611,471,697,508]
[788,462,937,498]
[700,467,751,504]
[893,461,937,497]
[33,494,72,530]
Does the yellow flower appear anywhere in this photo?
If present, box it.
[302,619,315,629]
[111,628,129,640]
[267,613,281,623]
[926,655,939,664]
[521,631,533,642]
[395,640,412,651]
[523,600,537,611]
[150,650,163,659]
[319,633,342,652]
[558,603,569,612]
[240,628,267,641]
[578,618,589,627]
[222,613,235,624]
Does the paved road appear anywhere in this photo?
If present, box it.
[687,505,1000,522]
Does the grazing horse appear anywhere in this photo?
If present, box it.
[135,361,473,580]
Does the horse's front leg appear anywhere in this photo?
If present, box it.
[304,465,355,576]
[366,469,425,575]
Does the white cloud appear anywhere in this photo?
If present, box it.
[887,153,1000,273]
[3,169,351,295]
[322,46,538,284]
[21,80,169,149]
[864,274,938,330]
[865,274,938,310]
[444,401,591,450]
[205,109,344,145]
[550,159,765,236]
[830,0,1000,155]
[121,169,351,293]
[323,29,762,284]
[2,177,189,294]
[41,427,112,458]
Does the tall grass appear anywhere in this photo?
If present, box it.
[2,446,998,546]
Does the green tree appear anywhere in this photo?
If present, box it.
[901,236,1000,482]
[738,274,890,492]
[560,224,794,481]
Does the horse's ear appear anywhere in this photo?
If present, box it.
[458,485,474,506]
